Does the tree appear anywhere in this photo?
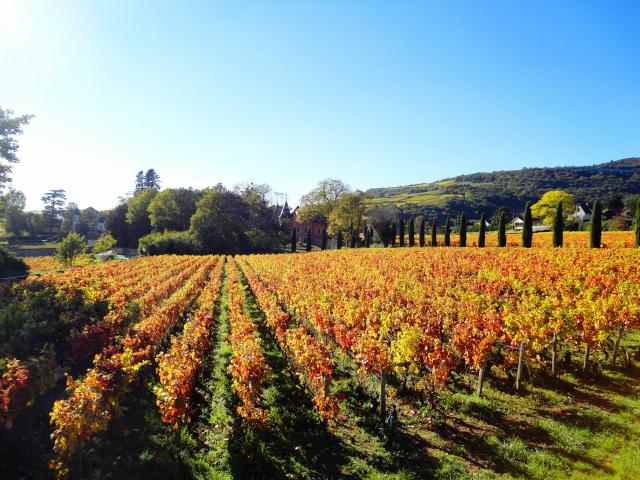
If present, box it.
[431,220,437,247]
[417,218,424,247]
[552,203,564,248]
[298,179,351,223]
[144,169,161,190]
[105,203,129,247]
[491,207,512,230]
[398,219,405,247]
[408,218,415,247]
[24,212,45,236]
[459,212,467,247]
[328,191,367,244]
[0,107,33,189]
[135,171,145,192]
[305,228,312,252]
[636,199,640,248]
[190,187,248,254]
[478,213,486,247]
[2,188,26,239]
[367,205,398,248]
[41,189,66,233]
[498,211,507,247]
[522,202,533,248]
[444,217,451,246]
[80,207,101,237]
[148,188,200,231]
[321,228,327,250]
[606,195,624,212]
[590,200,602,248]
[336,230,343,249]
[126,188,156,245]
[56,232,86,267]
[531,190,575,225]
[291,228,297,252]
[60,203,80,234]
[93,233,117,253]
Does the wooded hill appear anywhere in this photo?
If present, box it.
[366,157,640,220]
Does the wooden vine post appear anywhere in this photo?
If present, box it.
[515,342,525,390]
[380,367,386,420]
[477,363,486,397]
[583,344,590,371]
[612,325,625,365]
[551,332,558,377]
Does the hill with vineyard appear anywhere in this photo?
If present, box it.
[366,157,640,219]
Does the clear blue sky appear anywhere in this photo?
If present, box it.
[1,0,639,211]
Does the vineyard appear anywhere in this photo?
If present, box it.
[1,248,639,479]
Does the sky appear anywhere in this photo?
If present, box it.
[1,0,639,211]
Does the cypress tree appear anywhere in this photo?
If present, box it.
[321,228,327,250]
[478,213,486,247]
[522,202,533,248]
[590,200,602,248]
[399,219,405,247]
[431,220,437,247]
[419,218,425,247]
[444,216,451,246]
[552,202,564,248]
[391,223,397,247]
[291,228,297,252]
[459,212,467,247]
[350,229,357,248]
[408,218,415,247]
[305,228,312,252]
[497,211,507,247]
[636,199,640,248]
[337,230,343,249]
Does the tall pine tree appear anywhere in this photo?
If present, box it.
[337,231,343,249]
[408,218,415,247]
[419,218,425,247]
[399,219,405,247]
[391,223,396,247]
[459,212,467,247]
[552,202,564,248]
[522,202,533,248]
[431,220,437,247]
[291,228,297,252]
[498,211,507,247]
[478,213,486,247]
[590,200,602,248]
[444,216,451,246]
[321,228,327,250]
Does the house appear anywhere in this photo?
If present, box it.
[512,216,525,231]
[571,203,592,222]
[292,208,326,245]
[277,201,327,246]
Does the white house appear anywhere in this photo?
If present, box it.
[512,216,525,231]
[571,203,592,222]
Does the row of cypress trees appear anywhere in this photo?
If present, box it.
[290,199,640,252]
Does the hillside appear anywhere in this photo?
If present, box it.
[366,157,640,220]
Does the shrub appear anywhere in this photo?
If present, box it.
[92,233,117,253]
[0,247,28,277]
[56,232,87,267]
[138,231,198,255]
